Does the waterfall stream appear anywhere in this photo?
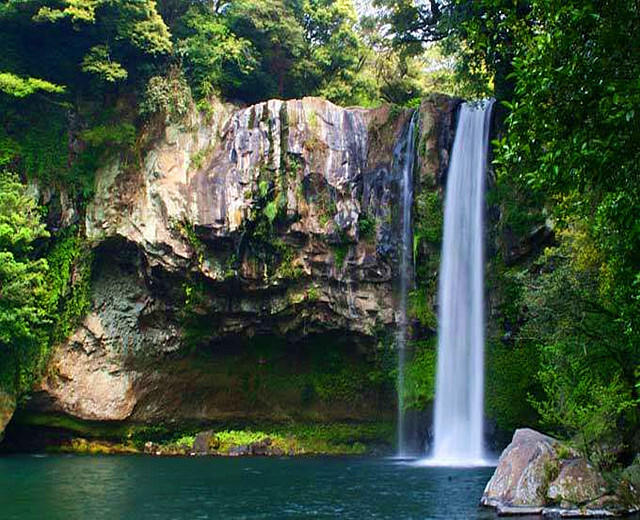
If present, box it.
[429,100,494,466]
[396,111,419,458]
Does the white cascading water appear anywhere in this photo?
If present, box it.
[396,111,419,458]
[429,100,494,466]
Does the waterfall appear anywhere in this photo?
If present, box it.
[396,111,419,458]
[430,100,494,466]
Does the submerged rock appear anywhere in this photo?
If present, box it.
[482,428,636,517]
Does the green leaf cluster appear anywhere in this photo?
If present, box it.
[0,173,92,396]
[0,172,49,391]
[0,73,64,98]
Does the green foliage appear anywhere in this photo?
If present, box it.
[0,172,49,391]
[8,0,172,91]
[413,190,442,253]
[410,189,441,333]
[489,224,640,460]
[4,103,69,185]
[312,368,368,404]
[333,243,349,268]
[494,1,640,366]
[409,287,436,329]
[263,200,278,224]
[179,279,214,350]
[80,124,136,149]
[175,5,255,99]
[167,0,373,104]
[139,71,192,123]
[0,0,442,114]
[0,251,50,388]
[272,239,303,280]
[45,231,93,345]
[149,422,393,456]
[358,214,376,242]
[37,0,172,56]
[223,0,305,102]
[81,45,129,83]
[189,146,212,171]
[0,174,93,395]
[403,340,437,410]
[296,0,372,105]
[306,285,319,302]
[532,344,635,470]
[173,434,196,447]
[485,341,540,432]
[0,172,48,255]
[487,172,545,237]
[0,72,64,98]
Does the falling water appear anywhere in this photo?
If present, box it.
[430,100,494,466]
[396,111,419,458]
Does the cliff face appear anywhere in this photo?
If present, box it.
[11,95,458,437]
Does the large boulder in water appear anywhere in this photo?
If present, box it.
[482,428,560,510]
[482,428,635,517]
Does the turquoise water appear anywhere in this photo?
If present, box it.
[0,455,506,519]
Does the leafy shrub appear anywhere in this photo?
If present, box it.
[139,71,192,123]
[80,124,136,149]
[531,344,635,470]
[358,214,376,242]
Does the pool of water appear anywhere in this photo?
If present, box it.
[0,455,512,519]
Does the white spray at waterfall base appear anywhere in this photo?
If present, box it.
[420,100,495,467]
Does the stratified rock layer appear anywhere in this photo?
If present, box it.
[17,95,458,432]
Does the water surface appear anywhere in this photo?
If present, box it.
[1,455,509,519]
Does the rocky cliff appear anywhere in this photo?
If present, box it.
[4,95,458,445]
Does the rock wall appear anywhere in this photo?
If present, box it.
[10,95,458,438]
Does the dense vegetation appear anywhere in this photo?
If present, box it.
[0,0,637,469]
[0,0,440,405]
[381,0,639,468]
[476,0,638,469]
